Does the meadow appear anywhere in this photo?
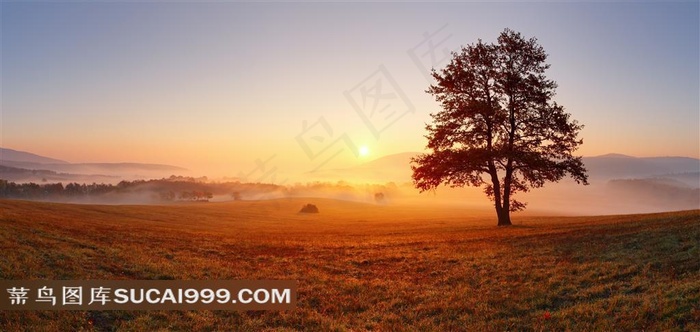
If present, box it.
[0,198,698,331]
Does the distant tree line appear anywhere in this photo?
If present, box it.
[0,177,401,203]
[0,179,212,202]
[0,180,113,199]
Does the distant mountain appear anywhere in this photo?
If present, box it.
[0,147,68,164]
[308,152,700,185]
[584,155,700,181]
[46,162,187,173]
[359,152,418,169]
[307,152,417,183]
[0,147,188,183]
[593,153,635,159]
[0,160,187,176]
[0,165,119,183]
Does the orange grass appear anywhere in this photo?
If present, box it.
[0,198,698,331]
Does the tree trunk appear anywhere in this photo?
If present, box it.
[489,167,512,226]
[497,208,512,226]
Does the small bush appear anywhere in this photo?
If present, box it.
[299,203,319,213]
[374,192,385,203]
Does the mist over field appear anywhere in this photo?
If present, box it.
[1,148,697,216]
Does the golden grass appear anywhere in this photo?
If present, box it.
[0,198,698,331]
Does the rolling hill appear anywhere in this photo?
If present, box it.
[583,153,700,181]
[308,152,700,185]
[0,147,188,182]
[306,152,416,183]
[0,147,67,164]
[0,165,119,183]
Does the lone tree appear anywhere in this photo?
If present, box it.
[412,29,588,226]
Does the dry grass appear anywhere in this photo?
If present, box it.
[0,198,698,331]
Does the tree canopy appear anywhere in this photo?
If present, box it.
[412,28,588,226]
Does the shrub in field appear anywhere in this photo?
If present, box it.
[299,203,319,213]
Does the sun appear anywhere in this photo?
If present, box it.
[359,146,370,157]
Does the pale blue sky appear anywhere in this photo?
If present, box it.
[2,2,698,177]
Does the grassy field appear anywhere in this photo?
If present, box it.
[0,198,698,331]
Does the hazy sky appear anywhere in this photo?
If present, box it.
[2,2,698,179]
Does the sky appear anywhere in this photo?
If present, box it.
[2,1,698,179]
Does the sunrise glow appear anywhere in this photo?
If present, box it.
[359,146,370,157]
[1,2,697,179]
